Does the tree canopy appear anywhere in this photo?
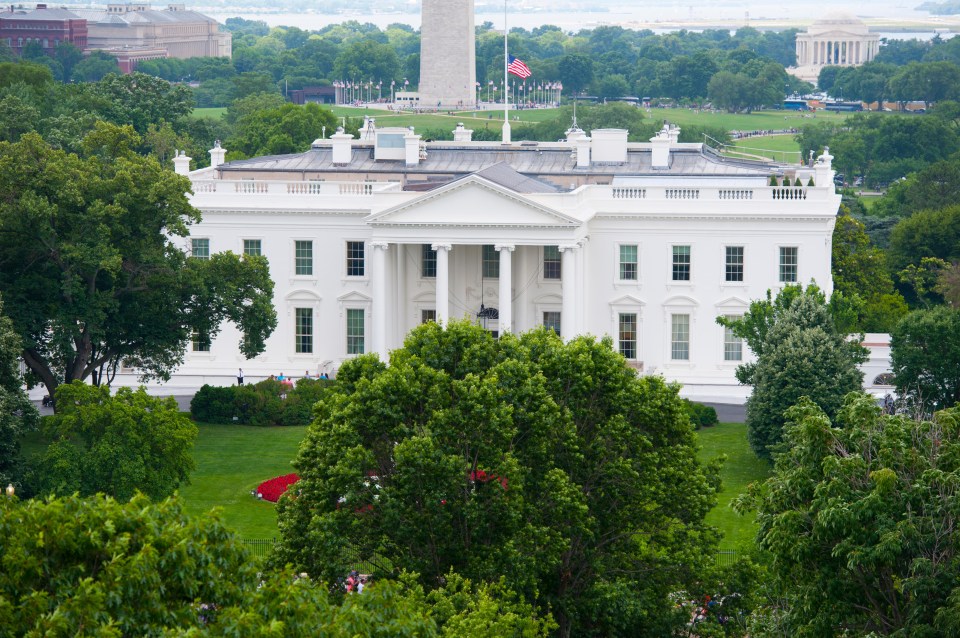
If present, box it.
[275,320,720,638]
[26,383,198,501]
[0,294,37,490]
[720,285,867,460]
[0,493,441,637]
[0,128,277,402]
[891,305,960,409]
[739,393,960,636]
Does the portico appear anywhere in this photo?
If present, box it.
[362,171,586,360]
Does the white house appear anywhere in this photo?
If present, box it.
[159,123,840,403]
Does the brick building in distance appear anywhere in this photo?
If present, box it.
[0,3,230,73]
[0,4,87,56]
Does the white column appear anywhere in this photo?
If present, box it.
[496,244,514,334]
[559,244,578,340]
[576,240,587,335]
[433,243,451,325]
[371,241,389,362]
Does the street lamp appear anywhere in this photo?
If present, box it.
[5,483,14,498]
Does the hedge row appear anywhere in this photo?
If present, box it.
[190,378,335,426]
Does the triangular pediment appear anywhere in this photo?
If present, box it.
[369,176,581,228]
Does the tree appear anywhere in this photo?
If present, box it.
[739,394,960,635]
[0,493,439,636]
[275,321,720,638]
[71,50,120,82]
[557,53,594,97]
[720,286,866,460]
[27,383,196,500]
[78,72,195,133]
[888,204,960,275]
[891,306,960,409]
[0,295,38,490]
[832,213,908,331]
[0,129,277,403]
[228,102,338,157]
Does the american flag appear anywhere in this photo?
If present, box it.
[507,55,532,79]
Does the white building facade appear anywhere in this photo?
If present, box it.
[170,125,840,402]
[790,14,881,85]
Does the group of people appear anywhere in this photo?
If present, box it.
[236,368,331,386]
[344,570,368,593]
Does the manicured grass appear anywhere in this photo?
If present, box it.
[649,107,849,132]
[729,134,802,163]
[191,107,227,119]
[696,423,770,550]
[178,422,308,539]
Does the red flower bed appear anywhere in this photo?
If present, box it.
[256,473,299,502]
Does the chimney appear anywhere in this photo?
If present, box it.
[575,135,591,168]
[208,140,225,169]
[650,125,671,169]
[404,128,422,166]
[590,129,628,164]
[330,127,354,165]
[173,150,191,175]
[668,125,680,144]
[452,122,473,142]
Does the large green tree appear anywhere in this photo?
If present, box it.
[0,294,37,490]
[0,128,277,403]
[275,321,720,638]
[0,493,440,636]
[832,213,908,331]
[891,305,960,409]
[720,286,866,460]
[27,383,198,501]
[739,394,960,636]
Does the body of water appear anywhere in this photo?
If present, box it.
[204,2,958,38]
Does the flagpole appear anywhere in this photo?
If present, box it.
[502,0,511,143]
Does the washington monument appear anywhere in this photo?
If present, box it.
[419,0,476,108]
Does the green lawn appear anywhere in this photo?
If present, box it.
[728,134,802,163]
[696,423,770,550]
[651,107,849,132]
[178,422,308,539]
[191,107,227,119]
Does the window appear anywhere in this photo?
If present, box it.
[421,309,436,324]
[243,239,262,257]
[725,246,744,282]
[543,311,561,335]
[672,245,690,281]
[619,244,638,280]
[294,240,312,275]
[421,244,437,278]
[543,245,561,279]
[295,308,313,353]
[671,314,690,360]
[347,308,365,354]
[779,247,798,283]
[346,241,365,277]
[191,329,210,352]
[723,316,743,361]
[618,313,637,359]
[482,244,499,278]
[191,238,209,260]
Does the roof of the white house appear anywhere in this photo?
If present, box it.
[217,142,778,182]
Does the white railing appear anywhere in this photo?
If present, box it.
[718,189,754,200]
[593,184,830,204]
[190,180,399,196]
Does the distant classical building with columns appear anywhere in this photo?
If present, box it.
[790,14,880,85]
[157,121,841,403]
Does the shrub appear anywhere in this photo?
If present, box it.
[191,384,238,424]
[682,399,719,429]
